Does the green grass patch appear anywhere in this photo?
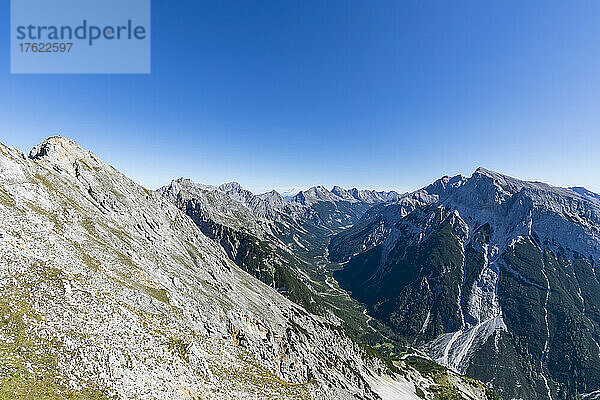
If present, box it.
[0,189,16,208]
[80,217,96,236]
[0,265,110,400]
[166,337,189,362]
[114,272,169,304]
[33,173,55,193]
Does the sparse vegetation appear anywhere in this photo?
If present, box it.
[0,264,110,400]
[0,188,16,208]
[167,337,190,361]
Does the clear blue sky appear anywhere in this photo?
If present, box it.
[1,1,599,194]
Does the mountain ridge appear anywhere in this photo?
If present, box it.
[160,165,600,399]
[330,165,600,399]
[1,137,383,399]
[0,136,498,400]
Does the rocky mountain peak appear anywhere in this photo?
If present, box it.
[311,185,331,195]
[218,181,244,193]
[28,136,78,159]
[331,168,600,400]
[4,137,439,400]
[297,185,354,205]
[469,167,532,195]
[29,136,104,176]
[473,166,495,177]
[173,177,194,185]
[160,178,200,199]
[469,167,568,200]
[415,174,466,201]
[0,137,509,400]
[331,186,356,202]
[256,189,285,202]
[218,181,254,204]
[331,185,347,195]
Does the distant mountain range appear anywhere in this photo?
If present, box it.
[0,137,498,400]
[2,136,598,399]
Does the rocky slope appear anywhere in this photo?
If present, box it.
[570,186,600,205]
[330,167,600,399]
[158,178,324,315]
[159,177,416,348]
[0,137,497,400]
[158,178,398,350]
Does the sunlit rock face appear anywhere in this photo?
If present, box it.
[331,167,600,399]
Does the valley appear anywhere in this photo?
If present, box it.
[160,166,600,400]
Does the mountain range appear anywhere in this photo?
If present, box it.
[330,168,600,400]
[1,136,598,399]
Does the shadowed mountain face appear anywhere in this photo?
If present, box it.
[330,168,600,400]
[0,137,498,400]
[158,178,327,315]
[570,186,600,205]
[158,178,401,346]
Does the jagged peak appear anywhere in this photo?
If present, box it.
[469,168,580,200]
[297,185,342,204]
[422,174,466,195]
[255,189,286,203]
[261,189,283,197]
[172,177,195,186]
[471,167,518,185]
[28,136,106,176]
[163,178,219,194]
[219,181,245,192]
[292,191,306,203]
[331,185,353,197]
[308,185,330,193]
[473,166,496,176]
[470,167,556,191]
[301,185,399,204]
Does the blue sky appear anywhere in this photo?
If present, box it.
[1,1,599,194]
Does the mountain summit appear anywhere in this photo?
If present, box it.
[330,167,600,399]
